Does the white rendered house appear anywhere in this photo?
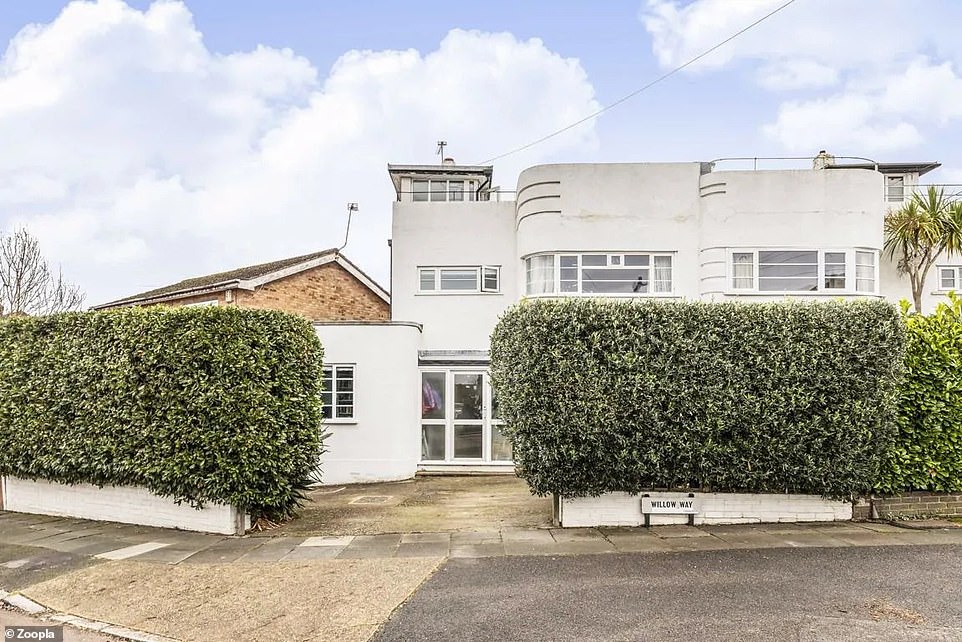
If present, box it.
[316,153,952,484]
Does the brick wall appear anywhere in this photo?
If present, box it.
[2,477,247,534]
[146,263,389,321]
[234,263,389,321]
[853,492,962,520]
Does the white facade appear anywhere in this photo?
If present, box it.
[321,156,949,483]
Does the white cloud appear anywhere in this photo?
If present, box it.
[0,0,600,304]
[641,0,962,154]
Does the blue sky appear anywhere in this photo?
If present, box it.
[1,0,960,304]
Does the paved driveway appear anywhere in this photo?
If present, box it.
[272,475,553,536]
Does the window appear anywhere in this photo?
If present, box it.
[886,175,905,202]
[939,266,962,291]
[322,365,354,420]
[730,249,878,294]
[525,253,673,296]
[855,251,876,293]
[411,179,476,202]
[418,266,499,293]
[184,299,218,307]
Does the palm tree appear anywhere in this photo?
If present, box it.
[884,186,962,313]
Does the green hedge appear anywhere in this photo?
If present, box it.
[0,307,325,520]
[490,299,905,499]
[878,294,962,493]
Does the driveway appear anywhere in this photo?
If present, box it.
[271,475,552,536]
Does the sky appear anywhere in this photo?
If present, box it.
[1,0,962,306]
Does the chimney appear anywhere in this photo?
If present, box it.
[813,150,835,170]
[442,157,455,166]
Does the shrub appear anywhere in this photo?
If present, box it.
[490,299,905,499]
[878,294,962,493]
[0,306,325,520]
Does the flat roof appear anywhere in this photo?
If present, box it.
[387,163,494,198]
[825,161,941,177]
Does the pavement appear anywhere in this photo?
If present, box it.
[1,606,118,641]
[373,544,962,641]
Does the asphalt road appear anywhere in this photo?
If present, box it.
[374,545,962,641]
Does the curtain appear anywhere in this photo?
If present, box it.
[526,255,555,294]
[732,253,754,289]
[653,256,672,293]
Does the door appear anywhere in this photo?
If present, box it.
[420,369,511,463]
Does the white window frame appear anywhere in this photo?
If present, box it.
[183,299,218,307]
[322,364,355,422]
[417,266,500,294]
[524,252,675,297]
[937,266,962,292]
[727,248,879,295]
[411,178,477,202]
[886,175,906,203]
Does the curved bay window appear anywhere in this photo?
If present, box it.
[525,252,673,296]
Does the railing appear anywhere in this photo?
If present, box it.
[707,155,879,171]
[486,189,516,202]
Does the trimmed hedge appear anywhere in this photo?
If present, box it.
[490,299,905,499]
[878,294,962,493]
[0,307,325,520]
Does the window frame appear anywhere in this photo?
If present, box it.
[727,248,879,295]
[886,175,906,203]
[322,364,356,422]
[524,252,675,297]
[410,178,477,202]
[937,266,962,292]
[417,265,501,295]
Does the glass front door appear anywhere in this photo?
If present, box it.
[420,369,510,463]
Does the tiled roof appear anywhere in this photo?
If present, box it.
[97,248,338,308]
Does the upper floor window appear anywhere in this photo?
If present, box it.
[939,266,962,291]
[322,365,355,421]
[412,179,477,202]
[525,253,673,296]
[731,249,877,294]
[886,175,905,202]
[419,266,500,294]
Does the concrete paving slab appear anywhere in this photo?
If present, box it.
[660,536,731,552]
[397,543,451,558]
[128,543,211,565]
[95,542,169,561]
[337,546,398,559]
[503,541,566,556]
[450,530,501,545]
[449,543,506,558]
[767,532,853,548]
[0,544,102,592]
[282,545,345,560]
[351,534,402,547]
[42,536,127,557]
[236,538,300,562]
[400,532,451,544]
[302,535,354,547]
[650,525,712,538]
[549,540,617,555]
[855,521,911,533]
[180,538,265,564]
[549,528,607,543]
[501,528,554,543]
[703,530,790,550]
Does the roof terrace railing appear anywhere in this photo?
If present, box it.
[708,156,879,171]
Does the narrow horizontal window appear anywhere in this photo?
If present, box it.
[525,253,672,296]
[730,249,879,294]
[418,266,498,293]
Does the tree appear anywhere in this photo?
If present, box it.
[884,186,962,314]
[0,228,85,316]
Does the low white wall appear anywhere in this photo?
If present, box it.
[560,491,852,527]
[2,477,247,535]
[314,322,422,485]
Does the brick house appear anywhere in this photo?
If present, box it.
[93,249,390,321]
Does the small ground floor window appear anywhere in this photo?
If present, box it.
[420,368,511,463]
[322,364,354,420]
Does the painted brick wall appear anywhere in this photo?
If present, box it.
[560,491,852,527]
[853,492,962,520]
[233,263,389,321]
[1,477,246,535]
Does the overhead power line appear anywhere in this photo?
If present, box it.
[476,0,799,165]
